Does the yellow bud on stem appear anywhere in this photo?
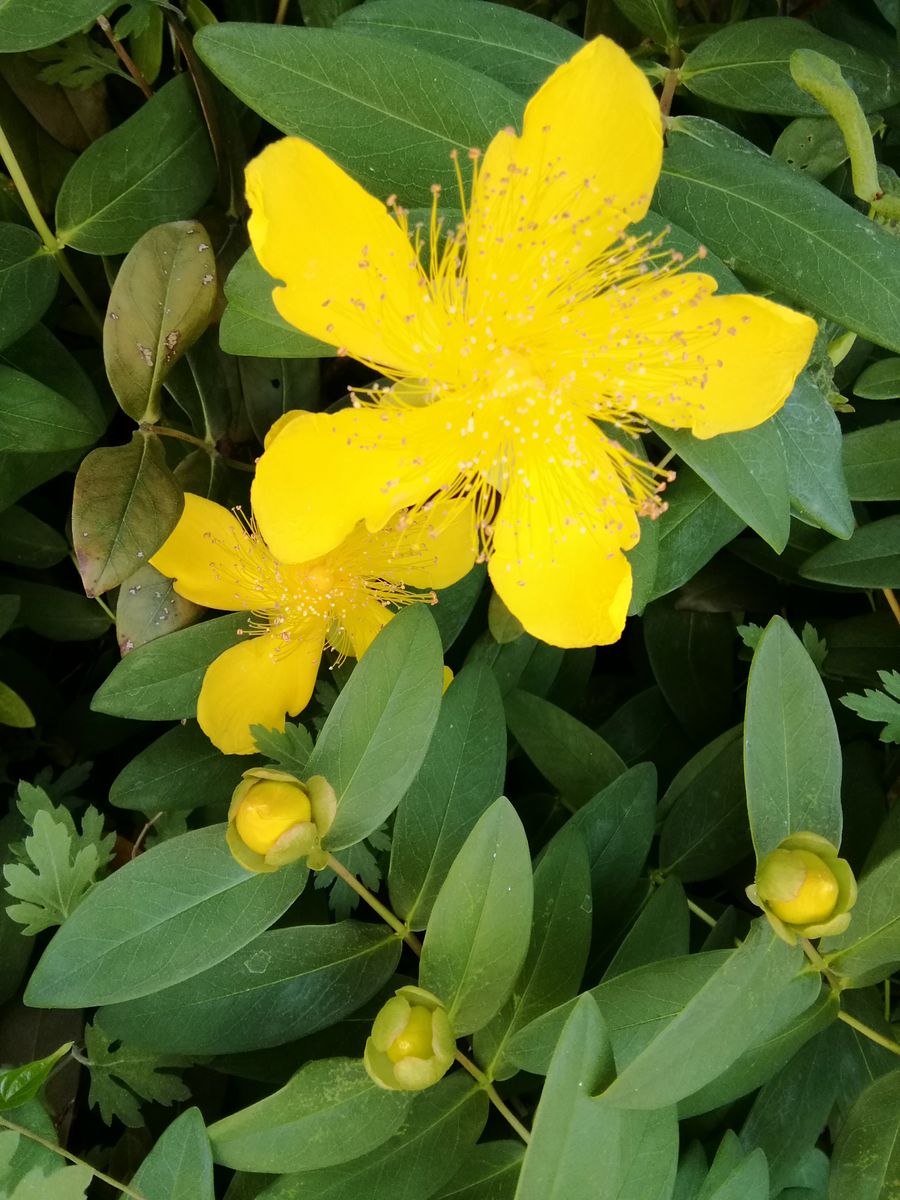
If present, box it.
[235,780,312,855]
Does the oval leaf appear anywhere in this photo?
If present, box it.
[800,516,900,588]
[0,224,57,350]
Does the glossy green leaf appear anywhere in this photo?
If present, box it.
[475,827,592,1079]
[0,224,56,350]
[55,75,216,254]
[0,2,113,52]
[649,466,745,601]
[0,365,100,454]
[743,616,842,857]
[853,357,900,399]
[657,117,900,354]
[220,249,333,359]
[104,222,217,423]
[829,1068,900,1200]
[800,516,900,588]
[681,18,900,114]
[130,1109,215,1200]
[98,922,400,1054]
[209,1058,410,1172]
[312,606,443,850]
[256,1075,487,1200]
[0,1043,71,1110]
[842,422,900,500]
[435,1142,524,1200]
[72,431,183,598]
[775,375,854,538]
[25,825,308,1008]
[195,24,521,206]
[659,727,750,882]
[389,663,507,929]
[420,798,533,1036]
[822,846,900,988]
[505,689,625,806]
[91,612,246,721]
[336,0,580,95]
[109,722,258,814]
[611,0,677,46]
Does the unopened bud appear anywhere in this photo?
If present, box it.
[226,768,336,874]
[747,832,857,943]
[364,986,455,1092]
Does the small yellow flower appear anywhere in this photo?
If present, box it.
[364,986,455,1092]
[150,491,474,754]
[244,36,817,650]
[226,767,336,873]
[747,832,857,943]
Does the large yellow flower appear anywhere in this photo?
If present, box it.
[245,36,817,648]
[150,487,473,754]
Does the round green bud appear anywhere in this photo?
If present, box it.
[364,986,455,1092]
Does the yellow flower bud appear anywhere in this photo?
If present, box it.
[235,779,312,855]
[364,986,455,1092]
[747,832,858,944]
[226,768,336,874]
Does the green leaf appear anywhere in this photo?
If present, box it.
[841,671,900,743]
[775,375,854,538]
[603,876,689,980]
[0,681,33,729]
[0,578,111,642]
[0,506,68,568]
[696,1134,769,1200]
[311,606,444,851]
[644,604,734,741]
[0,365,101,454]
[252,722,314,776]
[195,24,521,206]
[680,18,900,115]
[650,416,790,553]
[91,612,246,720]
[599,923,818,1109]
[649,466,745,601]
[220,249,334,359]
[72,431,183,598]
[853,357,900,399]
[611,0,677,47]
[83,1021,190,1129]
[505,689,625,807]
[209,1058,410,1172]
[829,1069,900,1200]
[0,1043,72,1110]
[656,117,900,354]
[131,1109,215,1200]
[98,922,400,1053]
[475,827,592,1080]
[1,1153,91,1200]
[515,995,678,1200]
[110,721,260,814]
[800,516,900,588]
[434,1142,523,1199]
[420,798,533,1036]
[115,562,203,654]
[24,825,308,1008]
[659,727,750,883]
[3,786,114,935]
[822,846,900,988]
[55,75,216,254]
[0,1,112,52]
[336,0,580,95]
[104,222,217,422]
[743,616,843,857]
[250,1074,487,1200]
[0,224,56,350]
[389,663,507,929]
[842,421,900,500]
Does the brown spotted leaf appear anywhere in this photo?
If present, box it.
[103,220,217,423]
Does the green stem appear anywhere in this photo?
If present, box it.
[0,1115,148,1200]
[144,425,255,473]
[0,120,103,332]
[836,1010,900,1057]
[453,1048,532,1144]
[324,852,423,955]
[686,898,718,929]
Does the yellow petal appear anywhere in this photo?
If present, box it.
[339,597,393,659]
[251,407,455,564]
[150,494,272,611]
[370,502,477,591]
[197,628,325,755]
[246,137,435,372]
[573,272,818,438]
[466,36,662,323]
[488,433,638,648]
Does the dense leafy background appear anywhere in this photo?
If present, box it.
[1,1,899,1198]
